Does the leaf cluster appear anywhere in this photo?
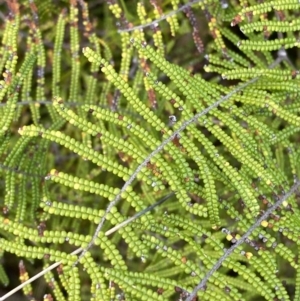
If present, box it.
[0,1,300,301]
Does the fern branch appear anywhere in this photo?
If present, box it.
[185,179,300,301]
[0,193,173,301]
[78,49,286,267]
[77,76,260,262]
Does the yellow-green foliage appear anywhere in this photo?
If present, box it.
[0,0,300,301]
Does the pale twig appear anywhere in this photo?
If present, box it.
[0,248,82,301]
[105,192,174,236]
[117,0,202,33]
[0,193,173,301]
[185,179,300,301]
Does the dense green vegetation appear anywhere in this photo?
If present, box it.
[0,0,300,300]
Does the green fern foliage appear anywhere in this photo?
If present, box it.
[0,0,300,301]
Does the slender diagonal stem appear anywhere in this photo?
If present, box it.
[0,248,81,301]
[185,179,300,301]
[105,192,174,236]
[0,193,173,301]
